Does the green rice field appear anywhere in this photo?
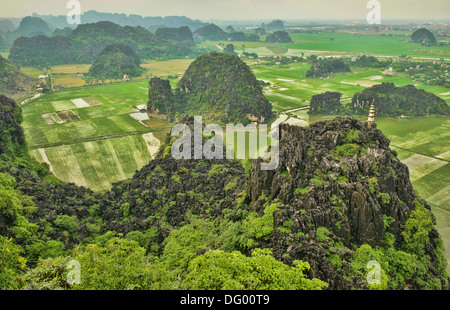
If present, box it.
[219,32,450,59]
[22,80,171,191]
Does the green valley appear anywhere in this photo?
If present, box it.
[1,6,450,294]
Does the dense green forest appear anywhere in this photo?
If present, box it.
[148,52,273,124]
[8,21,197,66]
[87,42,145,79]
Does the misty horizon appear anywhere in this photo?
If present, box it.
[0,0,449,22]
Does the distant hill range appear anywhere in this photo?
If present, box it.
[14,16,51,38]
[309,82,450,117]
[1,11,207,32]
[155,26,195,47]
[261,20,285,31]
[0,16,53,51]
[0,12,208,51]
[8,21,198,66]
[0,54,35,99]
[193,23,261,42]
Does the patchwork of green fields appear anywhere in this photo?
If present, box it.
[29,134,159,191]
[250,61,450,113]
[222,32,450,58]
[23,81,170,191]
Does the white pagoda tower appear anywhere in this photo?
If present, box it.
[368,101,376,123]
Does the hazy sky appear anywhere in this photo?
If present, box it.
[1,0,449,21]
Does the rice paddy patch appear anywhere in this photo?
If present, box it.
[42,113,63,125]
[427,185,450,207]
[405,156,447,182]
[129,112,151,122]
[402,154,438,170]
[142,117,172,131]
[340,80,381,87]
[364,75,384,80]
[141,132,161,158]
[436,151,450,161]
[412,163,450,211]
[82,97,103,107]
[56,110,80,123]
[71,98,91,108]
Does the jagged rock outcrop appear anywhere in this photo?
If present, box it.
[98,117,248,252]
[0,55,35,99]
[0,94,25,154]
[148,53,273,124]
[247,117,445,289]
[147,77,175,114]
[177,52,273,123]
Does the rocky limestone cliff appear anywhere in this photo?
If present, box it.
[0,94,25,154]
[0,55,35,99]
[247,117,446,289]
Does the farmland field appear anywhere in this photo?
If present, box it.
[216,32,450,59]
[22,80,171,191]
[29,134,159,191]
[20,59,196,89]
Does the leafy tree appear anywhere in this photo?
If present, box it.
[0,235,27,289]
[181,248,328,290]
[223,44,237,56]
[19,238,177,290]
